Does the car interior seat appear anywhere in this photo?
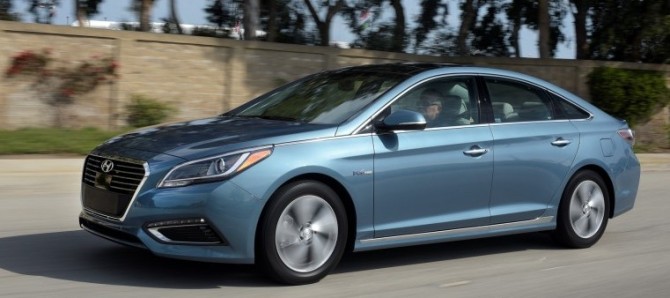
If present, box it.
[491,102,518,122]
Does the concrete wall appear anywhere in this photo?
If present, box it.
[1,21,669,148]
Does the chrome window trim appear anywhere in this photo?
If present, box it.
[488,118,573,126]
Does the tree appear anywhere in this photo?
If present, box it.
[74,0,103,27]
[569,0,591,59]
[1,0,21,21]
[504,0,524,57]
[389,0,406,52]
[168,0,182,34]
[302,0,345,46]
[262,0,313,44]
[413,0,449,53]
[243,0,259,40]
[27,0,60,24]
[130,0,157,32]
[589,0,670,63]
[537,0,550,58]
[204,0,240,29]
[504,0,565,58]
[457,0,484,56]
[470,4,509,56]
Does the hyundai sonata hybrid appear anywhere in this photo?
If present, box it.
[79,63,640,284]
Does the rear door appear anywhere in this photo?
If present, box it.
[482,76,580,224]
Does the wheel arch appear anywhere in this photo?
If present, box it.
[254,173,358,259]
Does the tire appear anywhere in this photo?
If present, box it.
[553,170,610,248]
[257,180,348,285]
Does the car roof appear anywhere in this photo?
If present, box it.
[334,63,459,76]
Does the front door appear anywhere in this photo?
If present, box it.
[372,76,494,238]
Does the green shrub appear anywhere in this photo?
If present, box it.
[589,67,670,127]
[126,94,175,128]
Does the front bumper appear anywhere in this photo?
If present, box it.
[80,180,263,264]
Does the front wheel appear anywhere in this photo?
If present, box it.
[257,181,348,284]
[553,170,610,248]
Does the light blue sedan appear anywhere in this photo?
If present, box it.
[79,63,640,284]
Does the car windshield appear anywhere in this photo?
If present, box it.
[231,70,407,124]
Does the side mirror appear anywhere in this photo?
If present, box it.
[375,109,427,132]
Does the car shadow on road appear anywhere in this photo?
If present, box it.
[0,230,559,288]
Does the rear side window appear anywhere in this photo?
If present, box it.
[551,93,591,119]
[484,78,554,123]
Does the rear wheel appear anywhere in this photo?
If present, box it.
[553,170,610,248]
[257,181,347,284]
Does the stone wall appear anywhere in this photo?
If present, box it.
[1,21,668,148]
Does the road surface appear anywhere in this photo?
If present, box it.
[0,157,668,297]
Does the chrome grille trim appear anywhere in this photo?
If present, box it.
[81,154,150,222]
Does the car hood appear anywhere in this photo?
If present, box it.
[97,116,337,160]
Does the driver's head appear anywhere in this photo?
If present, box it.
[419,89,442,121]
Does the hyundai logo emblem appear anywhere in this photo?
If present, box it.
[101,160,115,173]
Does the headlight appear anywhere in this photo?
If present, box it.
[159,147,273,188]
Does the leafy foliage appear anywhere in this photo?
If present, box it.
[413,0,449,53]
[470,4,509,56]
[205,0,241,29]
[126,94,175,128]
[0,0,20,21]
[589,67,670,127]
[27,0,60,24]
[589,0,670,63]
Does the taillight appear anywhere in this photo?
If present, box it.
[617,128,635,146]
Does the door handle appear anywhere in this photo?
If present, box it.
[551,138,572,147]
[463,146,489,157]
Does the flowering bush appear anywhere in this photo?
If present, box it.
[5,49,52,77]
[5,48,119,104]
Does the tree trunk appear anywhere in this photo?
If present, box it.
[244,0,260,40]
[266,0,278,42]
[75,0,87,26]
[390,0,406,52]
[139,0,153,32]
[572,0,589,59]
[538,0,551,58]
[169,0,183,34]
[457,0,478,56]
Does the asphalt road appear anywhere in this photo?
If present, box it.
[0,158,668,297]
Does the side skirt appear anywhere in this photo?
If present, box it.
[354,216,555,252]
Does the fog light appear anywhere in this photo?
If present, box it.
[145,218,227,245]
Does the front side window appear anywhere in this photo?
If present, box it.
[390,77,479,128]
[231,70,407,124]
[485,78,554,123]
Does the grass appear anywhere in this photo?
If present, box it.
[0,127,130,155]
[0,127,666,155]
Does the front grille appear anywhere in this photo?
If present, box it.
[82,155,146,218]
[83,155,145,194]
